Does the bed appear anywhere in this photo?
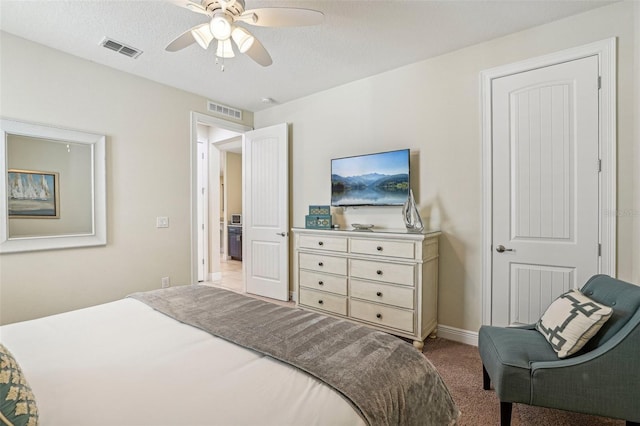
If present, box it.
[1,285,459,426]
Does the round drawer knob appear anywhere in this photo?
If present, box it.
[376,313,382,319]
[376,291,382,297]
[318,300,324,305]
[318,281,324,286]
[376,246,383,251]
[318,262,324,267]
[376,270,383,275]
[318,241,324,246]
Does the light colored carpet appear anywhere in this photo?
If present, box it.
[422,337,624,425]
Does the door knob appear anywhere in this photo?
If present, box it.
[276,232,286,237]
[495,245,514,253]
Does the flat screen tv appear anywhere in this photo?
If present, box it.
[331,149,410,207]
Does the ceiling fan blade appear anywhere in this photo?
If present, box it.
[240,8,324,27]
[165,27,198,52]
[166,0,210,16]
[243,36,272,67]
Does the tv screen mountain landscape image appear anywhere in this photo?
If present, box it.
[331,149,409,206]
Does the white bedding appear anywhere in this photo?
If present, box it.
[0,298,366,426]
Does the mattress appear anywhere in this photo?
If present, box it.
[0,297,366,425]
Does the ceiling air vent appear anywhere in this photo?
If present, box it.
[207,101,243,121]
[100,37,143,59]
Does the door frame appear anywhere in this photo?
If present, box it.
[190,111,252,284]
[480,38,617,325]
[196,140,209,282]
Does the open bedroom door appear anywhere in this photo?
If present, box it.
[243,123,289,301]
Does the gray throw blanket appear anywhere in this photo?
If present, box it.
[129,285,459,425]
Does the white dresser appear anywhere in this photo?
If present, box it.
[292,227,440,349]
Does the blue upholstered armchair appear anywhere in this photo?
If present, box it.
[479,275,640,426]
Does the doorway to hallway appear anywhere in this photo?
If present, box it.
[191,112,249,289]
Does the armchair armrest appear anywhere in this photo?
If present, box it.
[529,310,640,421]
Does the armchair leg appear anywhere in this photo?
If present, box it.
[500,401,513,426]
[482,365,491,390]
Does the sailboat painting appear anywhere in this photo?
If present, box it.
[8,169,59,218]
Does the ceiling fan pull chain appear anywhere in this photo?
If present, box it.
[215,56,225,72]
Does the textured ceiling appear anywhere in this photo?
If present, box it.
[0,0,614,112]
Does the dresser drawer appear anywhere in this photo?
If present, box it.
[299,253,347,275]
[299,270,347,295]
[350,238,415,259]
[300,288,347,316]
[350,259,415,287]
[350,279,414,309]
[350,299,414,333]
[299,235,348,252]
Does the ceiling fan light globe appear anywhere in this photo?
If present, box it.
[210,15,233,40]
[231,27,255,53]
[191,24,214,49]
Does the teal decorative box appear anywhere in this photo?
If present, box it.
[309,205,330,215]
[305,214,332,229]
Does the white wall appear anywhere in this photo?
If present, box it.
[0,32,252,324]
[226,152,243,221]
[255,2,639,332]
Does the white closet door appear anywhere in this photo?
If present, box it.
[491,56,600,326]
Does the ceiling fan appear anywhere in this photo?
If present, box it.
[166,0,324,68]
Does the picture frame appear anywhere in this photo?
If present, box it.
[8,169,60,219]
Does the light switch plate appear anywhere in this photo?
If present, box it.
[156,217,169,228]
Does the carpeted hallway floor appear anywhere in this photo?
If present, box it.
[422,337,624,425]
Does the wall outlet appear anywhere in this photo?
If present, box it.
[156,217,169,228]
[161,277,170,288]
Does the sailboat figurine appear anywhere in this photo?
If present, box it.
[402,189,424,232]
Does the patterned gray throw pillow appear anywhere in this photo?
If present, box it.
[536,289,613,358]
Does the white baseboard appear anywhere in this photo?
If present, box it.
[437,325,478,347]
[290,291,297,302]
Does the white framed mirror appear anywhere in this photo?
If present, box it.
[1,119,106,253]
